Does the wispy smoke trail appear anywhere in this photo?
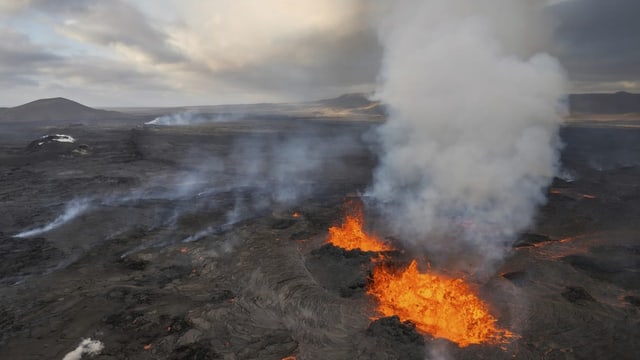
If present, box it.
[145,111,244,126]
[61,338,104,360]
[368,0,567,272]
[15,199,91,238]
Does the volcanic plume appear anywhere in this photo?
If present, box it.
[368,0,568,271]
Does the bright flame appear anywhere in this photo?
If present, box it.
[326,201,394,252]
[326,200,514,347]
[368,261,513,347]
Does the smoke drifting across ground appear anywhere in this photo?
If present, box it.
[146,112,245,126]
[12,122,365,264]
[368,0,567,272]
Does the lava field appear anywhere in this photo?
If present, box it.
[1,117,639,359]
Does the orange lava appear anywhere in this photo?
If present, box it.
[326,201,394,252]
[368,261,513,347]
[326,200,514,348]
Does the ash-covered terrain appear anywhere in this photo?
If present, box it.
[1,97,639,359]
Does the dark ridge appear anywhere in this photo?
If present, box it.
[569,92,640,115]
[315,93,385,116]
[317,93,376,108]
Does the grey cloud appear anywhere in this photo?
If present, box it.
[0,29,61,66]
[0,28,172,93]
[551,0,640,89]
[42,56,170,90]
[0,29,62,86]
[19,0,183,64]
[212,27,382,101]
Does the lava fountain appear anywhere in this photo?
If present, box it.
[326,201,514,347]
[368,261,513,347]
[326,200,394,252]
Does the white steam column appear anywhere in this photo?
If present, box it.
[369,0,567,273]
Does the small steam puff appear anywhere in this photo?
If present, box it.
[369,0,567,271]
[15,198,91,238]
[62,338,104,360]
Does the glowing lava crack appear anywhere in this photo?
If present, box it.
[327,202,514,347]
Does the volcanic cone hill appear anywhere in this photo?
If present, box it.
[0,97,125,123]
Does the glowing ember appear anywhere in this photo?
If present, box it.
[368,261,513,347]
[292,212,301,218]
[326,201,394,252]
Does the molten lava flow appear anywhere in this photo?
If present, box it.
[368,261,513,347]
[326,201,394,252]
[326,200,513,347]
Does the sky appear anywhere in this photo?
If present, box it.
[0,0,638,107]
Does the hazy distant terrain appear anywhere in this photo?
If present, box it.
[3,92,639,126]
[570,92,640,115]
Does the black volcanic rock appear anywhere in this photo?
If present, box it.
[306,244,374,298]
[624,295,640,307]
[0,97,124,122]
[365,316,425,360]
[501,270,530,287]
[561,286,595,304]
[514,233,553,248]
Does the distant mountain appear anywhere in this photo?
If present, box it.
[0,97,124,122]
[314,93,385,117]
[569,92,640,115]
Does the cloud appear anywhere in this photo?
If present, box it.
[167,0,382,100]
[551,0,640,92]
[1,0,637,106]
[0,28,61,86]
[52,0,184,64]
[0,0,382,106]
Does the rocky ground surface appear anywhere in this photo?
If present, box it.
[0,116,639,359]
